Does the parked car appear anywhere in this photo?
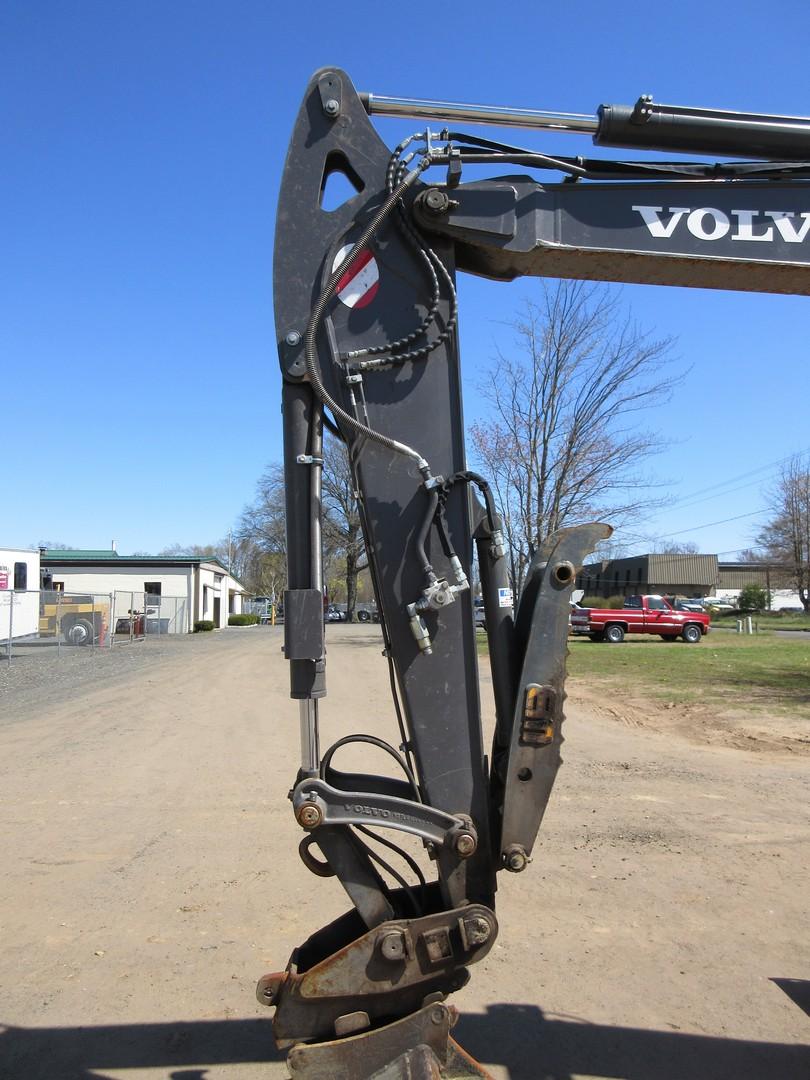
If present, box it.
[570,594,710,643]
[673,598,705,612]
[701,597,736,611]
[325,604,346,622]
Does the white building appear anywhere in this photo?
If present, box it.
[40,550,246,632]
[0,547,41,639]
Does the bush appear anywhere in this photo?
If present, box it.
[194,620,216,632]
[228,613,259,626]
[738,584,769,612]
[605,595,626,609]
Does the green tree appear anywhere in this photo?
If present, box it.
[738,583,768,612]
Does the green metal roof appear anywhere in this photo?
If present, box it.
[42,549,241,583]
[44,549,122,560]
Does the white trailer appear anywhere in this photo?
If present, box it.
[0,548,41,640]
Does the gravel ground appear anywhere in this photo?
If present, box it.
[1,624,809,1080]
[1,633,219,722]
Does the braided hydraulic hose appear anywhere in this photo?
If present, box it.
[356,158,458,371]
[303,160,431,468]
[345,140,459,368]
[344,139,444,361]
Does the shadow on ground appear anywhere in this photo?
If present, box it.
[2,1002,810,1079]
[0,1018,283,1079]
[454,1002,810,1079]
[772,977,810,1019]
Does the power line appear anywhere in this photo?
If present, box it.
[660,445,810,513]
[663,508,770,539]
[669,476,772,513]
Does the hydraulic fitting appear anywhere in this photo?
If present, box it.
[407,606,433,655]
[421,577,464,611]
[449,555,469,590]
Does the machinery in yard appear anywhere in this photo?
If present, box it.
[264,69,810,1077]
[39,592,109,646]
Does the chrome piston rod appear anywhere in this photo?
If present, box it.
[360,92,598,134]
[361,91,810,160]
[299,699,320,777]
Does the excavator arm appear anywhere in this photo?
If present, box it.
[262,68,810,1078]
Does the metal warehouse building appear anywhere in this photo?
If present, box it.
[578,553,719,599]
[577,553,801,608]
[40,549,246,632]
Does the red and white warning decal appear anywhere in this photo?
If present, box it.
[332,244,379,309]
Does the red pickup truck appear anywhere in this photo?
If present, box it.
[570,594,710,644]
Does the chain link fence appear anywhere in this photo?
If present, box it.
[1,590,188,664]
[243,597,283,624]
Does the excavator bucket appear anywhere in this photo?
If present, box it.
[283,1003,492,1079]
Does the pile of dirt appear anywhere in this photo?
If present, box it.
[567,680,810,756]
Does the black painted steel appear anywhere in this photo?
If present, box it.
[274,69,492,912]
[499,525,611,864]
[414,179,810,295]
[596,99,810,160]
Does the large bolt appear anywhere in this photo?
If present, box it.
[285,330,301,347]
[380,931,406,961]
[503,845,528,872]
[297,804,322,829]
[461,915,492,947]
[430,1004,446,1026]
[455,832,477,858]
[323,98,340,117]
[423,188,450,215]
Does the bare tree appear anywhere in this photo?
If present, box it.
[737,548,762,563]
[756,455,810,611]
[158,539,245,576]
[654,541,700,555]
[234,442,364,610]
[235,466,288,598]
[321,435,364,621]
[470,281,678,593]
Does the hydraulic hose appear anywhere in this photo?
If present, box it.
[414,488,439,580]
[304,161,431,469]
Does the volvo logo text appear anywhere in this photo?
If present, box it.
[632,205,810,244]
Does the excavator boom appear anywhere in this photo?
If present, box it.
[262,68,810,1078]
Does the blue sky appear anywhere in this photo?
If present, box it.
[3,1,809,557]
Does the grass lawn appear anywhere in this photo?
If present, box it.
[566,632,810,717]
[477,628,810,719]
[710,611,810,631]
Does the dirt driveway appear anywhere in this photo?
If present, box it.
[1,626,809,1079]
